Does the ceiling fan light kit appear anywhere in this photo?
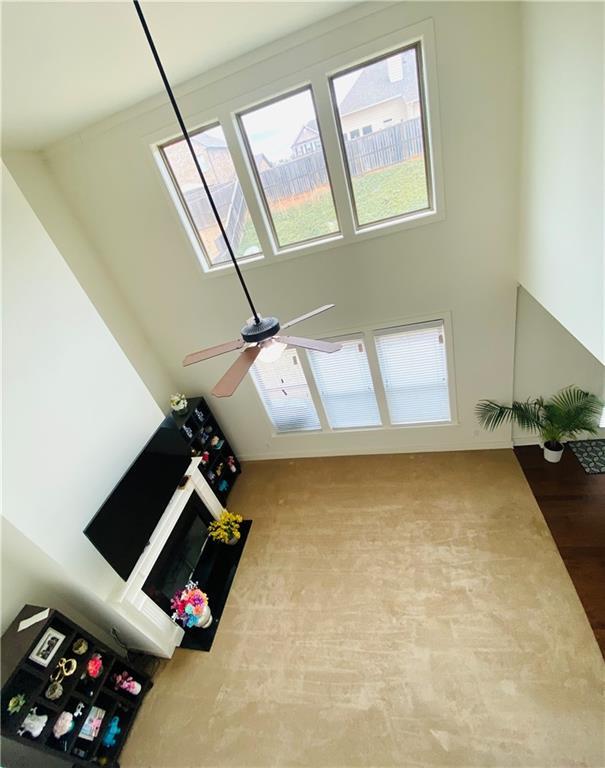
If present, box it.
[134,1,341,397]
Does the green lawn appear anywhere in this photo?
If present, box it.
[238,158,428,252]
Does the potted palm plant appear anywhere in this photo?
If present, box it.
[476,386,602,463]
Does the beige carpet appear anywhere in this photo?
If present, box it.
[121,451,604,768]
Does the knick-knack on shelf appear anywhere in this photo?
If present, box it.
[112,671,141,696]
[170,393,188,416]
[18,707,47,739]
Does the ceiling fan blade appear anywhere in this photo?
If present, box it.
[212,346,261,398]
[280,304,335,331]
[276,335,342,354]
[183,338,245,367]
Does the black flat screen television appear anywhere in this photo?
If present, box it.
[84,429,191,581]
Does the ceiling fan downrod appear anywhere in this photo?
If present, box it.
[133,0,261,326]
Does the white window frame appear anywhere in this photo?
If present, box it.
[250,346,322,434]
[373,319,453,427]
[147,18,444,277]
[253,311,457,437]
[154,121,265,273]
[236,85,342,253]
[328,41,433,232]
[306,332,382,431]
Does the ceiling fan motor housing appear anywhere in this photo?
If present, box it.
[241,316,281,344]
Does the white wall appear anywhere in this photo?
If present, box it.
[40,1,522,459]
[2,163,166,647]
[2,150,176,407]
[513,287,605,444]
[1,518,114,646]
[518,2,605,364]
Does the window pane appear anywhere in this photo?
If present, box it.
[239,89,340,248]
[331,45,430,227]
[308,338,380,429]
[375,321,450,425]
[251,348,320,432]
[161,125,261,266]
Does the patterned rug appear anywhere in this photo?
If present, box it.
[568,439,605,474]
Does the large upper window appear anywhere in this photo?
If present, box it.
[238,88,340,249]
[250,348,320,433]
[160,124,261,268]
[374,321,450,425]
[330,43,431,228]
[307,337,380,429]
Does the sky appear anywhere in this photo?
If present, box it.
[240,72,360,164]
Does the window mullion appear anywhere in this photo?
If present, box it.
[365,332,391,426]
[310,73,356,239]
[299,349,332,432]
[217,107,277,258]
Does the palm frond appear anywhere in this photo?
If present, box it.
[475,399,542,432]
[544,386,603,440]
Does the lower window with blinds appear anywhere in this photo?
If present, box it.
[374,320,451,425]
[307,336,381,429]
[250,347,321,433]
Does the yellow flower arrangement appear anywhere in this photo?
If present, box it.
[208,510,243,544]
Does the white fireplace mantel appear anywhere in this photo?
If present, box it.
[109,457,223,658]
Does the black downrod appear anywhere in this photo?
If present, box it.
[133,0,261,325]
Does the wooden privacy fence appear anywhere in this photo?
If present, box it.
[259,118,423,203]
[184,181,248,255]
[345,118,423,176]
[182,117,424,237]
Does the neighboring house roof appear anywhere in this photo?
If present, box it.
[291,119,319,148]
[192,132,227,149]
[338,57,419,116]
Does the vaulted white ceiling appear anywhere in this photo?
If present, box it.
[1,1,357,151]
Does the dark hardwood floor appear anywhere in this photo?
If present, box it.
[515,444,605,657]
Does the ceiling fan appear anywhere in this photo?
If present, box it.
[133,1,342,398]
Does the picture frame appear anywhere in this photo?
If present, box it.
[28,627,66,667]
[79,706,106,741]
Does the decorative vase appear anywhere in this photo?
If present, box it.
[172,405,188,417]
[544,442,564,463]
[194,604,212,629]
[227,536,238,546]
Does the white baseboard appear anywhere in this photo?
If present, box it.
[238,440,513,462]
[512,436,541,447]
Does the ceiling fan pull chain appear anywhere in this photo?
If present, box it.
[132,0,261,325]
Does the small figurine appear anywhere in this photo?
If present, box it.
[226,456,237,473]
[206,471,216,483]
[86,652,103,679]
[194,408,204,422]
[204,425,213,434]
[53,711,74,739]
[72,638,88,655]
[218,479,229,493]
[18,707,47,739]
[7,693,26,715]
[182,425,193,439]
[112,671,141,696]
[215,462,224,477]
[101,716,121,748]
[201,451,210,465]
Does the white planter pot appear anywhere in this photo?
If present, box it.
[544,444,564,463]
[195,604,213,629]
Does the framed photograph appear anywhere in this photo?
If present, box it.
[28,627,66,667]
[79,706,106,741]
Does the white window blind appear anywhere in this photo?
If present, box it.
[375,321,451,425]
[251,348,320,433]
[307,338,381,429]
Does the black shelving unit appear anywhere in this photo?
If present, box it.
[161,397,241,507]
[1,606,152,768]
